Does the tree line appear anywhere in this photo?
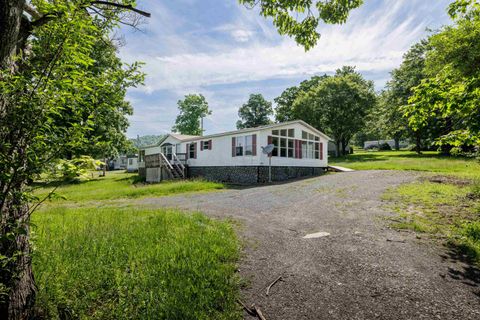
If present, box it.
[175,2,479,158]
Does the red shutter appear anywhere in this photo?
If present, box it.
[200,141,204,151]
[232,137,236,157]
[252,134,257,156]
[267,136,273,156]
[208,139,212,150]
[320,142,323,160]
[186,143,189,159]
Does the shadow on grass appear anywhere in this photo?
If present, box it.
[331,151,454,163]
[440,243,480,296]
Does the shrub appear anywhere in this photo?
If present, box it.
[378,142,392,151]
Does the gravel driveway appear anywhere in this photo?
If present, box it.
[138,170,480,319]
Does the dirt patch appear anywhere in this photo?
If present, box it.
[426,175,471,186]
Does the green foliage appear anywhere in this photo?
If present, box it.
[46,156,102,182]
[292,67,376,155]
[240,0,363,50]
[35,171,224,204]
[236,94,273,129]
[274,75,327,122]
[172,94,211,135]
[33,207,241,319]
[405,4,480,153]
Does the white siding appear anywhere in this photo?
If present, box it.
[180,122,328,167]
[140,121,329,168]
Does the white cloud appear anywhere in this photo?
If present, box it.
[122,0,450,94]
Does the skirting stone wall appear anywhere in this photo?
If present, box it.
[188,166,326,184]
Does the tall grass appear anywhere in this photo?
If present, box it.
[33,207,241,319]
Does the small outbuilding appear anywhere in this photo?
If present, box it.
[138,120,330,184]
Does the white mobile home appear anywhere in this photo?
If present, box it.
[126,156,138,172]
[138,120,330,184]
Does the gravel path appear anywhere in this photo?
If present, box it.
[137,170,480,319]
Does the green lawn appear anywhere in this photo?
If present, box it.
[336,150,480,264]
[330,150,480,179]
[36,171,224,203]
[32,172,241,319]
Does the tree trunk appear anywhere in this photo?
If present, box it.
[415,132,422,154]
[335,141,340,157]
[0,190,37,320]
[1,2,37,318]
[394,137,400,151]
[341,138,347,156]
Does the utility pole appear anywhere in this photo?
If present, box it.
[200,117,204,136]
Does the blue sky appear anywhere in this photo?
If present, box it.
[119,0,452,138]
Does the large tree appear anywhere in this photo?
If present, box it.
[406,1,480,154]
[236,93,273,129]
[293,66,376,156]
[380,41,429,151]
[0,1,148,318]
[172,94,211,136]
[274,75,328,122]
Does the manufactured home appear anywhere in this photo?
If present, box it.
[138,120,330,184]
[126,155,139,172]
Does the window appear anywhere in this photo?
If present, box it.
[235,135,255,156]
[202,140,210,150]
[128,159,133,165]
[245,135,253,155]
[139,150,145,162]
[271,129,296,158]
[280,138,287,157]
[272,136,279,156]
[302,131,308,139]
[235,137,244,156]
[288,139,294,158]
[189,143,196,159]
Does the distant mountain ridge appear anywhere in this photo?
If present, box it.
[130,135,166,148]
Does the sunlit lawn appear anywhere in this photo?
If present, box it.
[35,171,224,203]
[330,150,480,179]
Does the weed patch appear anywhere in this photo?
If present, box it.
[33,207,241,319]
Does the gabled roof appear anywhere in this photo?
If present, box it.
[139,120,331,150]
[170,133,200,141]
[181,120,331,142]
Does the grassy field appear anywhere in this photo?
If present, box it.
[332,150,480,263]
[32,172,241,319]
[330,150,480,179]
[35,171,224,204]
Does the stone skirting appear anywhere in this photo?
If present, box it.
[188,166,326,184]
